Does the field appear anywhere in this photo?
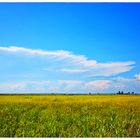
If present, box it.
[0,94,140,137]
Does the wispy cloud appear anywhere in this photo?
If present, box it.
[0,46,135,78]
[0,46,95,65]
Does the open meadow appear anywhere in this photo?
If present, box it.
[0,94,140,137]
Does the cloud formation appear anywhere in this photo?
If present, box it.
[0,77,140,93]
[0,46,138,93]
[0,46,135,77]
[85,80,110,91]
[135,73,140,81]
[0,80,115,93]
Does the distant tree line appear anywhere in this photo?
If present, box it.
[117,91,135,95]
[87,91,136,95]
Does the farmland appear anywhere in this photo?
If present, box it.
[0,94,140,137]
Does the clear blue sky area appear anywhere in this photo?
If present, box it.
[0,3,140,93]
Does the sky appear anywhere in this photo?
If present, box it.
[0,3,140,93]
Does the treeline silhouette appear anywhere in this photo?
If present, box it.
[117,91,135,95]
[87,91,136,95]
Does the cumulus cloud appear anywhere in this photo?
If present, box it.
[0,46,135,78]
[85,80,110,91]
[0,80,108,93]
[108,76,140,93]
[0,76,140,93]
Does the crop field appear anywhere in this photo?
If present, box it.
[0,94,140,137]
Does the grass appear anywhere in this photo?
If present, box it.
[0,94,140,137]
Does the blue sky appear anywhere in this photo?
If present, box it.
[0,3,140,93]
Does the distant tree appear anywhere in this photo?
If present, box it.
[132,92,134,94]
[117,91,121,94]
[121,91,124,94]
[89,92,91,95]
[128,92,130,95]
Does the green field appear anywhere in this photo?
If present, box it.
[0,94,140,137]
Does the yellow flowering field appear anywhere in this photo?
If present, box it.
[0,94,140,137]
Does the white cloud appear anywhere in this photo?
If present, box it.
[85,80,110,91]
[0,82,27,92]
[134,73,140,80]
[93,62,135,76]
[0,46,96,66]
[0,80,85,93]
[0,46,68,56]
[109,76,140,92]
[0,81,51,93]
[0,77,140,93]
[0,46,135,78]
